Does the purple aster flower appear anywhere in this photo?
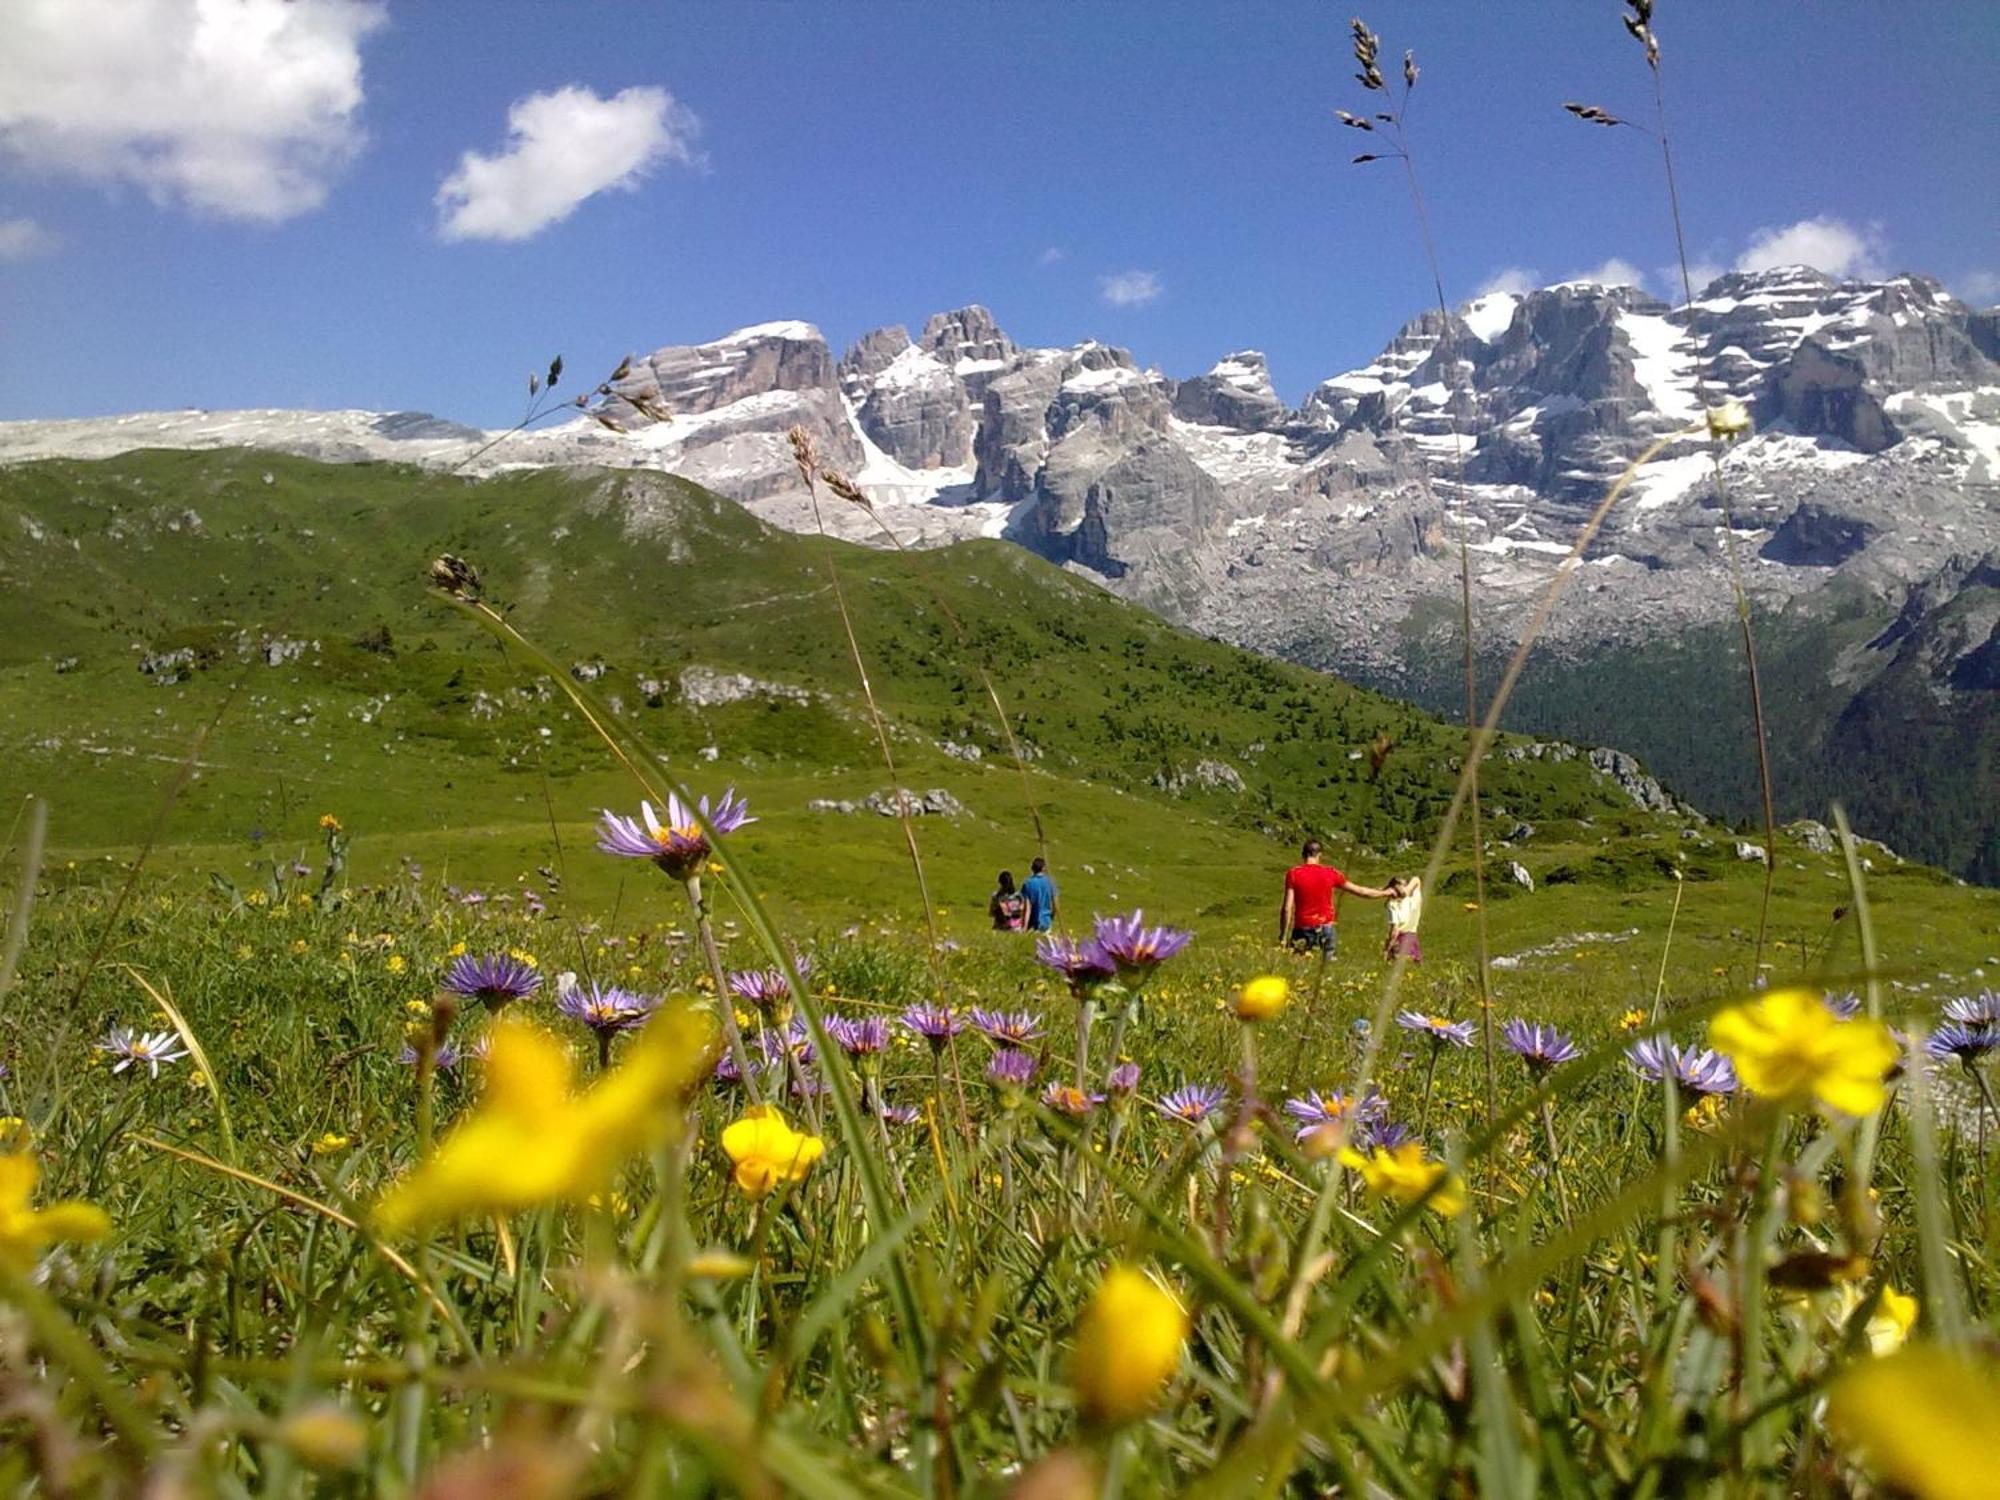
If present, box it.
[987,1049,1037,1090]
[713,1049,758,1087]
[758,1017,815,1066]
[1925,1021,2000,1065]
[399,1039,462,1071]
[1282,1089,1385,1142]
[1106,1061,1141,1094]
[1627,1038,1737,1096]
[826,1013,891,1058]
[1823,990,1863,1021]
[879,1103,922,1127]
[555,981,655,1039]
[1943,989,2000,1026]
[1364,1118,1418,1150]
[1396,1011,1476,1048]
[442,952,544,1012]
[968,1007,1045,1045]
[595,790,755,881]
[1155,1083,1226,1125]
[1502,1020,1579,1071]
[1041,1082,1103,1117]
[1034,935,1118,996]
[1090,911,1192,980]
[900,1003,964,1052]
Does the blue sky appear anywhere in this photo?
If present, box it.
[1,0,1994,425]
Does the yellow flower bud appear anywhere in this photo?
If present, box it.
[1070,1264,1187,1426]
[1233,974,1290,1023]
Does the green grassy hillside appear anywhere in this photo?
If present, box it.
[2,448,1995,985]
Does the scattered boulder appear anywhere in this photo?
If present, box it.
[1735,841,1769,863]
[865,788,964,818]
[677,666,812,708]
[939,740,984,763]
[571,661,608,683]
[1503,860,1535,892]
[1788,819,1836,854]
[1150,759,1246,795]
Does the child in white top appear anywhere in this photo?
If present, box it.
[1384,876,1423,963]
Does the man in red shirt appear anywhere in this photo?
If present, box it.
[1278,839,1393,956]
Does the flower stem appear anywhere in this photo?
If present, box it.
[687,875,760,1103]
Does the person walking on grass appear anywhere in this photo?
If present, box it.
[1277,839,1394,957]
[1384,874,1424,963]
[1021,856,1059,932]
[989,870,1028,932]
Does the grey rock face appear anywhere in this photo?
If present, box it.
[1174,352,1286,431]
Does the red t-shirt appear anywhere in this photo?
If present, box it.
[1285,863,1347,927]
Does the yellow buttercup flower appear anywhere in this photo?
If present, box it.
[311,1132,351,1157]
[1709,987,1897,1117]
[386,954,406,975]
[1827,1345,2000,1500]
[1829,1282,1919,1357]
[1337,1142,1465,1217]
[0,1117,31,1152]
[0,1154,110,1274]
[318,813,342,832]
[447,940,468,958]
[1233,974,1290,1023]
[1617,1009,1648,1032]
[719,1105,825,1198]
[373,1007,714,1233]
[1070,1264,1188,1426]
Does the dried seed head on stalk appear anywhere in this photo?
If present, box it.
[786,425,818,487]
[1623,0,1659,65]
[546,355,563,389]
[1350,18,1385,91]
[1563,102,1623,127]
[1403,49,1418,89]
[1335,110,1375,131]
[820,468,872,509]
[429,554,482,601]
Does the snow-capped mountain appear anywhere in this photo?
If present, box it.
[2,267,1995,874]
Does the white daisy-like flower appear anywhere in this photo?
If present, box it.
[97,1027,190,1079]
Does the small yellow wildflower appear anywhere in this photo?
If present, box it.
[1709,987,1897,1117]
[235,944,255,960]
[1070,1264,1187,1426]
[386,954,407,975]
[1233,974,1290,1023]
[245,890,268,908]
[405,999,432,1019]
[1683,1094,1727,1132]
[447,940,468,958]
[289,939,309,955]
[318,813,342,832]
[0,1154,110,1274]
[1705,399,1752,442]
[1617,1009,1648,1032]
[509,948,538,969]
[1827,1345,2000,1500]
[373,1008,714,1233]
[686,1249,753,1279]
[1337,1142,1465,1216]
[719,1105,826,1198]
[311,1133,350,1157]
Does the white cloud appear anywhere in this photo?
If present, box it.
[1475,266,1539,297]
[1734,215,1886,279]
[0,216,59,260]
[436,85,697,243]
[1950,269,2000,305]
[0,0,383,222]
[1037,245,1065,267]
[1098,269,1163,307]
[1569,257,1647,291]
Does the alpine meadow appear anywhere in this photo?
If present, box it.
[1,3,1998,1497]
